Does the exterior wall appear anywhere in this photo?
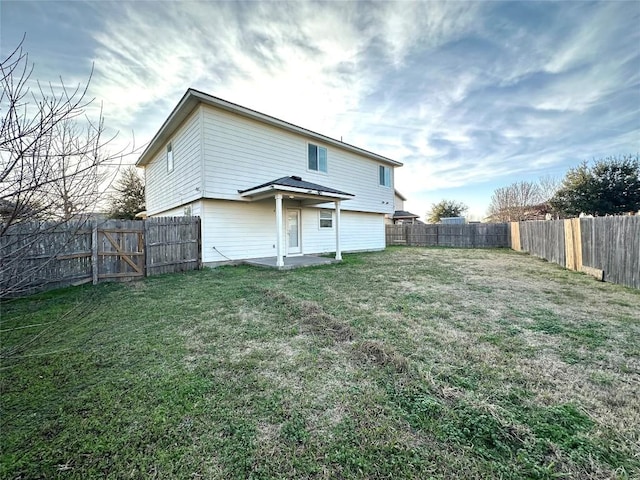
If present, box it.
[153,200,203,218]
[394,193,405,211]
[198,199,385,263]
[302,208,385,253]
[335,210,386,252]
[201,199,278,262]
[200,105,395,214]
[145,109,203,215]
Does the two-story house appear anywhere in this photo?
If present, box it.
[136,89,402,267]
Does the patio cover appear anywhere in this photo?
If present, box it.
[238,176,354,267]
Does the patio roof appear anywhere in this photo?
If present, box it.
[238,176,348,268]
[239,176,354,203]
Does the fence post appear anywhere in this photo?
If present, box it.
[197,217,202,269]
[91,219,98,285]
[564,219,573,270]
[564,218,582,271]
[510,222,521,251]
[573,218,582,272]
[143,219,148,276]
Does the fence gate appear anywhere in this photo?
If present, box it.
[93,221,145,283]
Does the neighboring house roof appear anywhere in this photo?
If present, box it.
[392,210,419,219]
[137,89,403,168]
[239,176,354,201]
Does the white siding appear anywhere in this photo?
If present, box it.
[201,199,278,262]
[200,199,385,263]
[201,105,395,214]
[300,207,338,254]
[152,200,203,218]
[340,211,385,251]
[302,209,385,254]
[145,110,202,215]
[394,193,405,211]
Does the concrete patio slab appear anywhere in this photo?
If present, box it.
[244,255,340,270]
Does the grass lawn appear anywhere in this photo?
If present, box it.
[1,247,639,479]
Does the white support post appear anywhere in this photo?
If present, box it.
[275,194,284,267]
[335,200,342,261]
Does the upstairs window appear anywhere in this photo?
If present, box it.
[308,144,328,172]
[319,210,333,228]
[167,142,174,172]
[379,165,391,187]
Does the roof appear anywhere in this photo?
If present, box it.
[394,190,407,201]
[392,210,419,219]
[136,89,403,168]
[239,176,354,199]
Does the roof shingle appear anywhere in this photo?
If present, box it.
[239,176,354,197]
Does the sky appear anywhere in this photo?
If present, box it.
[2,0,639,220]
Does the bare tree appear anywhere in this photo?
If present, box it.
[1,39,129,297]
[537,174,560,204]
[44,118,113,220]
[486,181,542,222]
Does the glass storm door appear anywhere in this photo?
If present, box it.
[286,209,301,255]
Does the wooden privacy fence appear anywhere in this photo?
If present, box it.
[511,216,640,289]
[386,223,509,248]
[1,217,201,297]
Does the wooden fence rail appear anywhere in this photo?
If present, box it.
[386,223,510,248]
[1,217,201,297]
[511,216,639,289]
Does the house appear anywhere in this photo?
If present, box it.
[387,190,420,224]
[136,89,402,267]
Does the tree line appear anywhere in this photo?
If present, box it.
[427,156,639,223]
[487,156,639,222]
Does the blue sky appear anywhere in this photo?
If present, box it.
[2,0,639,219]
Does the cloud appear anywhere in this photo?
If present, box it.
[86,1,491,139]
[348,1,640,203]
[88,2,365,134]
[10,0,635,215]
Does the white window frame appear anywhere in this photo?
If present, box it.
[379,165,391,187]
[319,209,333,229]
[308,143,328,173]
[167,142,174,172]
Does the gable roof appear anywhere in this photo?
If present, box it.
[136,89,403,168]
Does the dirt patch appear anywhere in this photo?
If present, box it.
[297,300,354,341]
[356,340,409,373]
